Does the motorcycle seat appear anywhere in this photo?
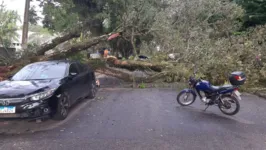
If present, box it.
[211,84,233,91]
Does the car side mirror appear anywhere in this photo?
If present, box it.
[7,75,13,80]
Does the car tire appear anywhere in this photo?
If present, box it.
[52,92,70,120]
[88,80,97,99]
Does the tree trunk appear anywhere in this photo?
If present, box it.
[44,34,108,60]
[96,67,132,82]
[106,57,164,72]
[35,30,81,56]
[115,39,119,58]
[13,34,108,66]
[131,28,137,57]
[95,66,171,83]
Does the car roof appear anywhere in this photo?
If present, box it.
[28,60,79,66]
[24,60,93,72]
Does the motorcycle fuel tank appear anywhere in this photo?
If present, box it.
[195,80,212,92]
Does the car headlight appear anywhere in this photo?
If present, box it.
[29,88,56,101]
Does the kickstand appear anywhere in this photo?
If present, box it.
[203,105,209,111]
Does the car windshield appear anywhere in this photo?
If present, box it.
[11,62,67,81]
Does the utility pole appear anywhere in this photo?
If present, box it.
[22,0,30,50]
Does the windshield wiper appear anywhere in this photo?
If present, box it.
[24,79,49,81]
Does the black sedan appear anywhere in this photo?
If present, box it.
[0,60,97,120]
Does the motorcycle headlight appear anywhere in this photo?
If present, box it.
[29,88,56,101]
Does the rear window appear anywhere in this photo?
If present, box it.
[77,62,89,73]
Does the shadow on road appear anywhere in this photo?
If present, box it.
[0,97,95,136]
[175,106,250,125]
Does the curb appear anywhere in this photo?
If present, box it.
[252,92,266,100]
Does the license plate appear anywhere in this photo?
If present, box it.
[0,106,16,114]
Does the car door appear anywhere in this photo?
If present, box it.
[67,63,83,104]
[76,62,90,97]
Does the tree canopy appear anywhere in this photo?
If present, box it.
[234,0,266,28]
[0,2,20,47]
[35,0,166,57]
[0,2,20,64]
[1,0,266,90]
[29,5,41,25]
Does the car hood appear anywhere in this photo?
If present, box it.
[0,79,62,98]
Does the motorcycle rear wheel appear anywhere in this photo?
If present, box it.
[176,91,196,106]
[218,95,240,115]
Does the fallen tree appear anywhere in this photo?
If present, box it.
[105,57,165,72]
[92,56,185,83]
[11,34,109,66]
[0,66,17,81]
[95,65,182,83]
[35,30,81,56]
[96,67,132,82]
[34,20,99,56]
[0,28,178,84]
[49,34,108,59]
[0,34,109,80]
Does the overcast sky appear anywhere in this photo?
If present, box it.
[3,0,43,26]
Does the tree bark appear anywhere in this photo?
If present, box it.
[49,34,108,59]
[96,67,132,82]
[95,66,171,83]
[131,28,137,57]
[12,34,108,66]
[106,57,164,72]
[35,30,81,56]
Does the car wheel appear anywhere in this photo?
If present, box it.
[53,92,70,120]
[88,80,97,99]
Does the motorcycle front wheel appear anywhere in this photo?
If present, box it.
[176,90,196,106]
[218,95,240,115]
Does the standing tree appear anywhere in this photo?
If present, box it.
[37,0,104,34]
[29,5,41,25]
[100,0,163,57]
[0,2,20,64]
[234,0,266,28]
[34,0,164,58]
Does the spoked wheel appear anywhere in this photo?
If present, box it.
[177,90,196,106]
[88,80,97,99]
[218,95,240,116]
[53,92,70,120]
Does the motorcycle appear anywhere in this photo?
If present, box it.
[176,68,246,115]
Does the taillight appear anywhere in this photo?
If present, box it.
[234,87,239,91]
[234,76,242,81]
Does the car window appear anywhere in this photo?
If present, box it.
[12,62,67,81]
[69,63,80,75]
[76,62,88,73]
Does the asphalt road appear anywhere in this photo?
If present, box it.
[1,88,266,150]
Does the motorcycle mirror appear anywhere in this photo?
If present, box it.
[193,64,197,76]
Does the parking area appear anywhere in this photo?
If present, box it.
[1,88,266,150]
